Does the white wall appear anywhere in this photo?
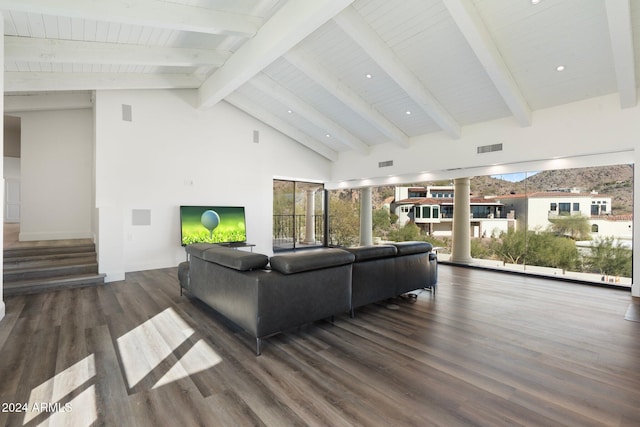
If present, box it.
[16,109,94,241]
[329,93,637,187]
[94,89,331,281]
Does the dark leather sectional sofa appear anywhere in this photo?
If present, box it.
[180,241,437,354]
[345,241,437,314]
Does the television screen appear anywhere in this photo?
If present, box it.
[180,206,246,246]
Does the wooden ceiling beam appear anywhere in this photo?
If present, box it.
[250,74,370,154]
[225,92,339,162]
[285,48,410,148]
[198,0,353,109]
[334,6,461,139]
[6,36,230,67]
[0,0,260,37]
[605,0,637,108]
[5,72,201,92]
[444,0,532,126]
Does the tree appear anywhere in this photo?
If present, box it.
[471,237,494,259]
[372,207,391,239]
[586,236,632,278]
[388,222,422,242]
[492,229,527,264]
[527,233,579,272]
[548,214,591,240]
[328,195,360,247]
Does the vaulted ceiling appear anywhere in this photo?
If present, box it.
[2,0,638,162]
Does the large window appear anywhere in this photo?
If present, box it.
[465,165,633,287]
[322,164,633,287]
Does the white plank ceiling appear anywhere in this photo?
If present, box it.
[2,0,638,161]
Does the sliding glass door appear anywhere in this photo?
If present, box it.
[273,179,325,251]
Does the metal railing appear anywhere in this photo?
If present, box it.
[273,214,324,250]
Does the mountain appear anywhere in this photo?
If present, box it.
[307,164,633,216]
[381,164,633,215]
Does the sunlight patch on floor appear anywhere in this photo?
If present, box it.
[117,307,221,391]
[24,354,96,425]
[153,339,222,389]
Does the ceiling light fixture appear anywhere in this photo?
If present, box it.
[287,109,292,114]
[325,133,331,138]
[556,65,565,71]
[405,111,412,115]
[365,73,373,79]
[531,0,541,4]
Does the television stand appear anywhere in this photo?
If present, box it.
[216,242,255,252]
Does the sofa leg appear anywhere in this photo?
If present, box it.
[350,308,355,319]
[256,338,262,356]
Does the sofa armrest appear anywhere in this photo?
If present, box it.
[201,246,268,271]
[344,245,397,262]
[270,248,354,274]
[392,241,433,255]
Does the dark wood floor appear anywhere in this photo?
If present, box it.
[0,265,638,426]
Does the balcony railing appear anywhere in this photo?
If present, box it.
[273,214,324,250]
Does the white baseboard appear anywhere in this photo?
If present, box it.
[104,272,126,283]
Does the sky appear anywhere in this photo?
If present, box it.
[491,172,539,182]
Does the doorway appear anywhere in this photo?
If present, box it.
[273,179,325,252]
[4,115,21,248]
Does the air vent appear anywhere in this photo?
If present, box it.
[477,143,503,154]
[378,160,393,168]
[122,104,132,122]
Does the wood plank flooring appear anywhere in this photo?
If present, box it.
[0,265,639,426]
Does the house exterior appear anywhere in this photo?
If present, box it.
[489,191,632,242]
[392,186,515,238]
[393,186,632,244]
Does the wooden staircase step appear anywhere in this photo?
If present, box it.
[4,252,97,270]
[4,243,96,259]
[3,274,107,296]
[4,263,99,282]
[3,238,104,295]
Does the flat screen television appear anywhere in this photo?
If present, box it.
[180,205,246,246]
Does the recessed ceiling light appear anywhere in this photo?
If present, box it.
[531,0,541,4]
[405,111,412,115]
[365,73,373,79]
[556,65,565,72]
[287,109,292,114]
[325,133,331,138]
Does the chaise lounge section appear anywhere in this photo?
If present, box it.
[183,244,354,354]
[345,241,437,316]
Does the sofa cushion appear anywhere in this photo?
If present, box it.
[344,245,397,262]
[202,246,269,271]
[270,248,355,275]
[185,243,218,259]
[392,241,433,255]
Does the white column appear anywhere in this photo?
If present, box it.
[0,14,6,321]
[303,189,316,244]
[360,187,373,246]
[451,177,472,264]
